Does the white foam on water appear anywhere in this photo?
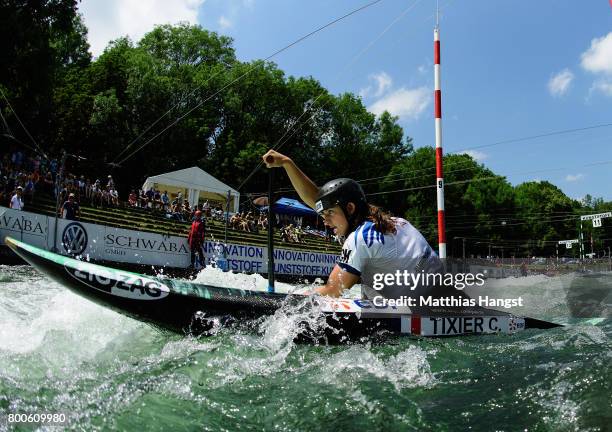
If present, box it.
[0,267,154,382]
[190,265,300,294]
[314,345,435,391]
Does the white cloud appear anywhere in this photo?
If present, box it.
[580,32,612,97]
[359,72,392,98]
[368,87,430,120]
[590,79,612,97]
[218,15,232,29]
[463,150,488,161]
[548,69,574,97]
[372,72,392,97]
[565,173,584,182]
[581,32,612,75]
[79,0,204,57]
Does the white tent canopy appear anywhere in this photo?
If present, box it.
[142,166,239,212]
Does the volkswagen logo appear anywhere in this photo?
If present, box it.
[62,222,88,255]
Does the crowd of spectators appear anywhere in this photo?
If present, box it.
[2,150,329,247]
[279,224,305,243]
[1,150,55,211]
[229,212,268,233]
[126,188,228,224]
[1,150,122,220]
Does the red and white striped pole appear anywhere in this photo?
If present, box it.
[434,24,446,259]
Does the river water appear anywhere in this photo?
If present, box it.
[0,265,610,431]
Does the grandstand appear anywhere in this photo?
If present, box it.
[26,194,342,255]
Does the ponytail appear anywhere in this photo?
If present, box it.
[366,204,396,235]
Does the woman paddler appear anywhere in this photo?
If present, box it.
[263,149,454,302]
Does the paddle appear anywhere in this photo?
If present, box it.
[266,155,275,293]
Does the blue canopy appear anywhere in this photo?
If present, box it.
[261,197,317,217]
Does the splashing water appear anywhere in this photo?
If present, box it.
[0,265,610,431]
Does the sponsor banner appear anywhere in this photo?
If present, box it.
[202,241,337,277]
[0,208,48,249]
[0,207,338,277]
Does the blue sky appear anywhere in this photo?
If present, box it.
[80,0,612,201]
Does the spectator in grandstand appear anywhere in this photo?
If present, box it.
[138,189,147,208]
[229,212,241,230]
[170,199,184,221]
[161,191,169,211]
[42,171,54,195]
[153,189,161,209]
[84,178,91,200]
[279,225,290,242]
[295,225,304,243]
[110,187,119,207]
[145,187,154,201]
[101,186,111,207]
[91,179,102,207]
[258,214,268,230]
[11,151,24,168]
[60,193,80,220]
[10,186,24,210]
[107,175,115,189]
[183,199,192,219]
[128,190,138,207]
[23,174,35,199]
[245,212,255,232]
[78,175,86,197]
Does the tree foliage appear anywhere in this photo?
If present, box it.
[1,7,610,257]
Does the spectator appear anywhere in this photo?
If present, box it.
[153,189,161,209]
[229,212,241,230]
[171,199,184,221]
[161,191,169,211]
[85,178,92,200]
[138,189,147,208]
[110,187,119,207]
[11,151,24,168]
[128,190,138,207]
[258,214,268,230]
[188,210,206,268]
[78,175,86,198]
[43,172,54,194]
[60,193,80,220]
[183,199,192,219]
[49,158,58,178]
[145,187,154,206]
[10,186,24,210]
[23,174,35,199]
[91,179,102,207]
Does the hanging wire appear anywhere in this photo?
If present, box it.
[113,0,385,167]
[236,0,424,191]
[0,87,49,160]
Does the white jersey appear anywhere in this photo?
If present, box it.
[10,194,24,210]
[337,218,444,300]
